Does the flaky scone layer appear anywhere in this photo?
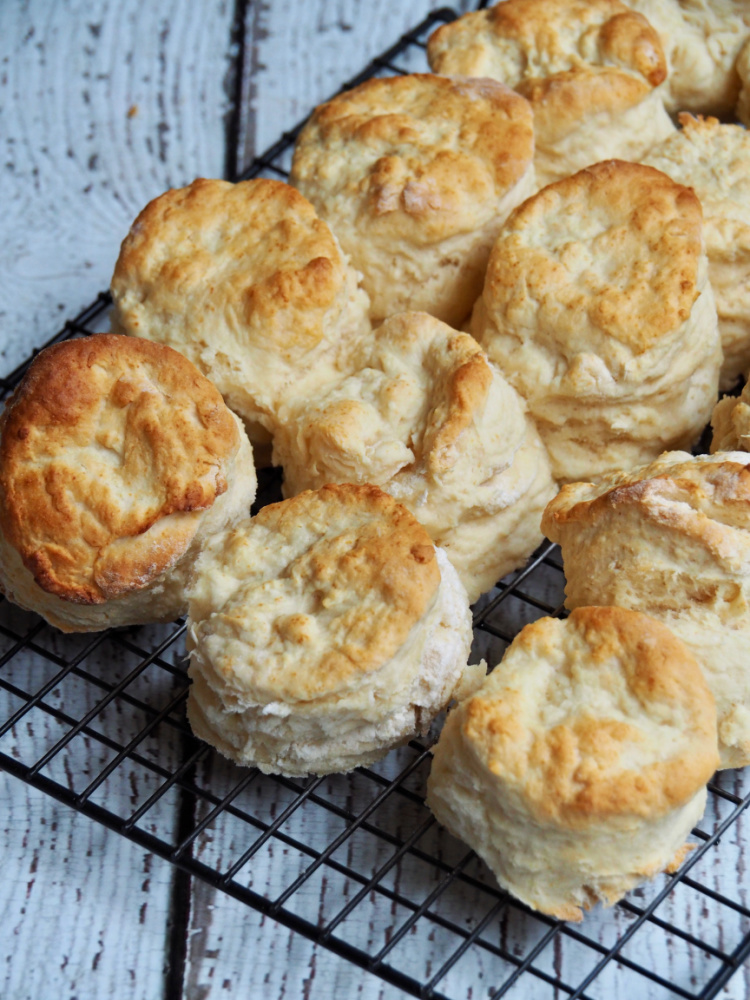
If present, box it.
[472,160,721,483]
[111,178,371,442]
[644,114,750,389]
[427,607,718,921]
[290,73,535,326]
[427,0,673,186]
[273,313,556,602]
[0,334,256,631]
[543,451,750,767]
[186,484,478,776]
[627,0,750,117]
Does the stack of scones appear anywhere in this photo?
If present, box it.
[3,0,750,923]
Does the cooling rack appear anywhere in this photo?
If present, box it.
[2,7,750,999]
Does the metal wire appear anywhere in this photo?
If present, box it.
[1,7,750,999]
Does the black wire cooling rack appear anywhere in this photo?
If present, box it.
[3,7,750,1000]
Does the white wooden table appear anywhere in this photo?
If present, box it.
[4,4,750,1000]
[0,4,476,998]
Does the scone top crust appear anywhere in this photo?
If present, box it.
[644,114,750,257]
[279,313,496,485]
[187,484,441,703]
[543,451,750,571]
[480,160,703,370]
[427,0,666,142]
[462,606,718,828]
[0,334,239,605]
[111,178,353,357]
[290,73,534,244]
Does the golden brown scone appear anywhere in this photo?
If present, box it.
[471,160,721,483]
[543,451,750,767]
[186,484,482,776]
[273,312,557,603]
[427,606,718,921]
[0,335,256,632]
[627,0,750,118]
[643,115,750,390]
[110,178,371,445]
[290,73,535,327]
[427,0,674,187]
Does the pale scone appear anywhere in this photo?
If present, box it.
[110,178,371,446]
[543,451,750,768]
[186,484,481,776]
[427,607,718,921]
[712,381,750,452]
[289,73,535,327]
[427,0,674,187]
[0,335,256,632]
[627,0,750,118]
[273,313,557,603]
[471,159,722,483]
[644,115,750,389]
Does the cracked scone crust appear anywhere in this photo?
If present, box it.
[290,73,535,326]
[273,312,556,603]
[627,0,750,118]
[0,334,256,631]
[471,159,721,483]
[110,177,371,442]
[427,0,673,186]
[186,484,478,776]
[543,452,750,768]
[644,114,750,390]
[427,607,718,921]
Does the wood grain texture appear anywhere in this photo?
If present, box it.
[0,0,235,374]
[1,775,175,1000]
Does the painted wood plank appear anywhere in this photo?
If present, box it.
[0,0,235,374]
[0,1,235,997]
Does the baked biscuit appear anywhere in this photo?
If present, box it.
[0,335,256,632]
[290,73,535,327]
[736,38,750,125]
[273,313,556,603]
[627,0,750,118]
[644,115,750,389]
[712,382,750,453]
[543,451,750,768]
[427,607,717,921]
[110,178,371,446]
[427,0,674,187]
[471,160,722,483]
[186,484,481,776]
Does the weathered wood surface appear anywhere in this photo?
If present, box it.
[3,2,750,999]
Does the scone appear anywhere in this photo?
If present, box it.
[427,607,718,921]
[273,313,557,603]
[712,381,750,452]
[543,451,750,768]
[110,177,371,446]
[471,159,722,483]
[627,0,750,118]
[289,73,535,327]
[736,38,750,125]
[427,0,674,187]
[0,334,256,632]
[186,484,481,776]
[644,114,750,389]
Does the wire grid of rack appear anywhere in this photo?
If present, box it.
[2,7,750,999]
